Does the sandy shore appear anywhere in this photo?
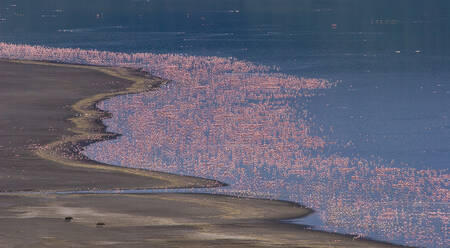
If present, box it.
[0,59,401,247]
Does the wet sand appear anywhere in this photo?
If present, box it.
[0,59,401,247]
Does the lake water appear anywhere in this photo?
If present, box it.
[0,0,449,247]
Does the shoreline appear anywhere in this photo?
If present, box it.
[11,59,226,190]
[0,59,402,247]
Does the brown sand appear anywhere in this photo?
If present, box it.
[0,60,401,247]
[0,59,220,192]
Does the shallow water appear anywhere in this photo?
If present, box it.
[1,0,449,247]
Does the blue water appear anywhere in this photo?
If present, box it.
[1,0,449,247]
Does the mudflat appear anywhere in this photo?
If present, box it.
[0,60,400,247]
[0,59,219,192]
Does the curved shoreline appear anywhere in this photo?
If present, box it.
[10,59,226,190]
[0,59,403,247]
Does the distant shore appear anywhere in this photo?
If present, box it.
[0,59,401,247]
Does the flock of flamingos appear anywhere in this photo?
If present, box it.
[0,42,447,247]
